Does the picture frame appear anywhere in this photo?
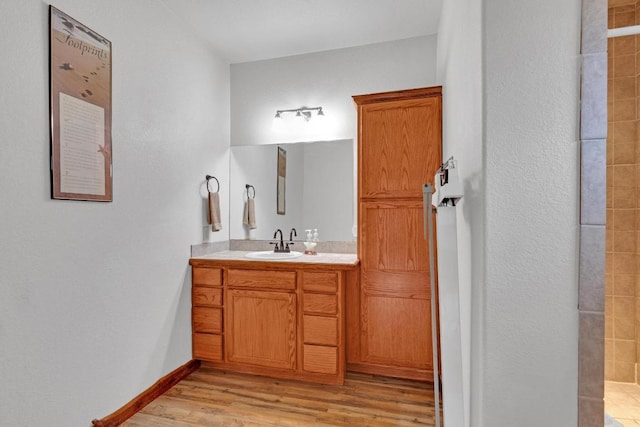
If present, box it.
[49,6,112,201]
[277,146,286,215]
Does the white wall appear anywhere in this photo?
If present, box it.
[0,1,229,425]
[482,1,581,426]
[436,0,483,425]
[230,35,437,146]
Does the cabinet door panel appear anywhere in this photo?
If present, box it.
[193,286,222,306]
[193,307,222,334]
[193,268,222,286]
[302,271,339,293]
[228,269,296,291]
[361,295,431,369]
[360,201,429,272]
[193,333,223,361]
[360,97,441,199]
[303,315,338,346]
[304,345,338,374]
[226,289,296,370]
[303,293,338,315]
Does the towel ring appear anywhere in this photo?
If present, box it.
[246,184,255,199]
[206,175,219,193]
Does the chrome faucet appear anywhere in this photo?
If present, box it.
[271,229,285,252]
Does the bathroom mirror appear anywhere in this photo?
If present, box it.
[229,139,354,241]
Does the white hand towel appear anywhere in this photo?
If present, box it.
[208,192,222,232]
[243,198,256,229]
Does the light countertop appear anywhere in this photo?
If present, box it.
[190,250,358,266]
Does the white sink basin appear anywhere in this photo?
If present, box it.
[245,250,303,260]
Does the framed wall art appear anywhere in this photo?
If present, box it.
[49,6,112,201]
[277,146,286,215]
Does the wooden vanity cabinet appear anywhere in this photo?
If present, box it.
[351,87,442,381]
[191,267,223,361]
[189,259,355,385]
[226,269,297,371]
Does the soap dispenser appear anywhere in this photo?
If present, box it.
[303,229,317,255]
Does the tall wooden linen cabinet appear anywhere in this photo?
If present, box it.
[348,87,442,381]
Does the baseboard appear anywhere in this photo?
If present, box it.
[346,362,431,382]
[91,359,201,427]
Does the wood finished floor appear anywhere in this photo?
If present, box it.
[122,367,438,426]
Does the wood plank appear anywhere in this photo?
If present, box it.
[121,367,439,426]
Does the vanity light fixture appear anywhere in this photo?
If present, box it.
[274,106,324,122]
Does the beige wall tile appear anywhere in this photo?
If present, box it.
[615,339,636,362]
[609,53,614,77]
[609,11,615,30]
[614,54,636,78]
[615,315,635,339]
[614,295,635,318]
[606,337,615,359]
[614,77,636,100]
[614,272,636,295]
[614,35,637,56]
[614,142,636,164]
[613,120,637,144]
[613,164,637,187]
[614,360,636,381]
[613,185,636,208]
[615,97,637,120]
[605,359,615,381]
[614,230,637,252]
[614,209,637,230]
[614,252,637,274]
[609,98,615,120]
[616,11,637,28]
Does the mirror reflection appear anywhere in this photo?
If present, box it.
[229,139,354,241]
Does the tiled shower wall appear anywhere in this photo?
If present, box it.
[605,1,640,383]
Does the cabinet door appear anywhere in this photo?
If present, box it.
[359,96,441,199]
[359,200,433,372]
[226,289,296,370]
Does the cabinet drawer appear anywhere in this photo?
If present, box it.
[303,344,337,374]
[304,315,338,346]
[302,272,338,293]
[193,268,222,287]
[303,293,337,315]
[193,286,222,306]
[228,269,296,291]
[193,333,223,361]
[193,307,222,333]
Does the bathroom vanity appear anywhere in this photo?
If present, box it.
[189,251,358,385]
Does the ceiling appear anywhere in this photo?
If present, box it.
[160,0,442,64]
